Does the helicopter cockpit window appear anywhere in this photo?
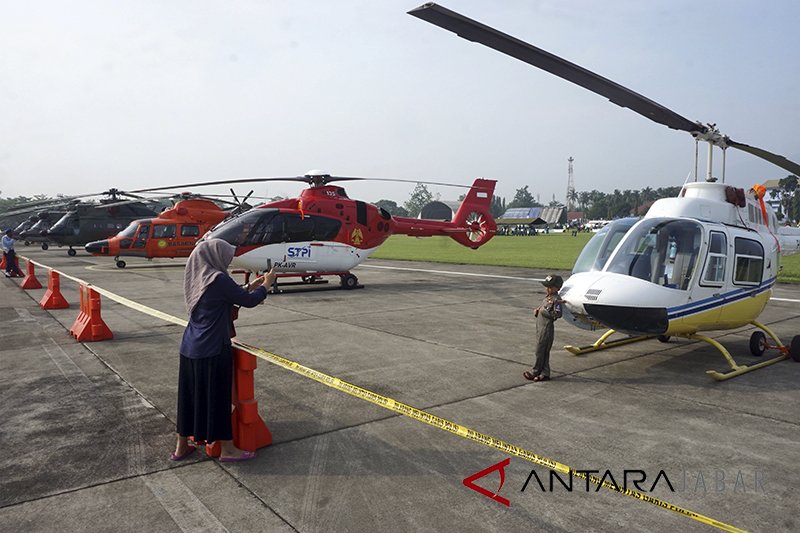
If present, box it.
[49,213,80,235]
[244,213,283,245]
[118,220,141,239]
[153,224,176,239]
[207,209,277,246]
[733,237,764,285]
[572,218,638,274]
[311,216,342,240]
[701,231,727,286]
[132,224,150,249]
[285,215,314,242]
[605,218,702,290]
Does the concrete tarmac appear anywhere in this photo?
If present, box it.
[2,247,799,532]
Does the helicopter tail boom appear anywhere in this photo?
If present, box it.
[391,178,497,248]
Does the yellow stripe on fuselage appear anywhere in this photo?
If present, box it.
[665,289,772,336]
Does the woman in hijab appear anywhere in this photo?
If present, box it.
[172,238,276,462]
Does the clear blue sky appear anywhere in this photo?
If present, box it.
[1,1,798,206]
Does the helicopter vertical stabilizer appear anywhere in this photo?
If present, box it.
[448,178,497,248]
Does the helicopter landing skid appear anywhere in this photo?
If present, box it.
[564,329,652,355]
[699,321,795,381]
[238,271,364,294]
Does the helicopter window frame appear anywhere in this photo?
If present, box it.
[118,220,140,238]
[732,237,764,286]
[132,224,150,249]
[571,218,637,274]
[604,218,702,290]
[243,212,283,246]
[181,225,200,237]
[700,231,727,287]
[153,224,177,239]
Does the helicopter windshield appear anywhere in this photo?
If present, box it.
[572,218,639,274]
[208,208,342,246]
[118,220,142,238]
[207,209,279,246]
[605,218,702,290]
[49,213,80,235]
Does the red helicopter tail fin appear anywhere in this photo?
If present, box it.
[448,178,497,249]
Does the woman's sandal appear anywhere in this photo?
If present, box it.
[533,375,551,382]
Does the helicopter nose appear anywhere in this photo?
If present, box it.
[84,240,108,255]
[583,304,668,335]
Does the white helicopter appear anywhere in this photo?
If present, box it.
[411,3,800,379]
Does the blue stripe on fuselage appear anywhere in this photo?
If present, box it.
[666,277,776,320]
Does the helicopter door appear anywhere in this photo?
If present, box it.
[700,232,728,287]
[284,215,315,271]
[132,224,150,249]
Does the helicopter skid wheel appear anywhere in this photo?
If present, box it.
[24,240,31,246]
[790,335,800,362]
[657,335,671,343]
[41,243,49,250]
[67,248,77,257]
[749,331,767,357]
[302,275,315,284]
[340,273,358,290]
[116,260,126,269]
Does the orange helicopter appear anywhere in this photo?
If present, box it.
[119,171,497,290]
[84,192,247,268]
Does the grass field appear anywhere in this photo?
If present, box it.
[370,233,800,283]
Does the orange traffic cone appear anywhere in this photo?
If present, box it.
[20,259,42,289]
[69,285,90,339]
[70,285,112,342]
[40,269,70,309]
[205,347,272,457]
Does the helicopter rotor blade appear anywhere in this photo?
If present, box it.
[725,139,800,177]
[408,3,706,136]
[229,188,240,205]
[410,3,800,176]
[130,174,476,193]
[129,176,309,194]
[2,199,83,216]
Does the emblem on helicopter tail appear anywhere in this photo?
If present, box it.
[351,228,363,245]
[157,239,168,249]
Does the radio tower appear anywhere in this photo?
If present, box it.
[566,156,575,211]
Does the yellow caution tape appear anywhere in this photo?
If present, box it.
[15,255,747,533]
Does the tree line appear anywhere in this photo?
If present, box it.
[375,175,800,222]
[5,174,799,222]
[372,182,685,220]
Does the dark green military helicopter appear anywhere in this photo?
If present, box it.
[15,209,68,247]
[4,189,163,256]
[42,190,162,256]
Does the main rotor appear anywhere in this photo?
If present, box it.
[409,3,800,183]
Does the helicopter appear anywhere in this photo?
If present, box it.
[135,170,497,290]
[17,209,68,247]
[411,3,800,379]
[41,190,161,256]
[84,191,256,268]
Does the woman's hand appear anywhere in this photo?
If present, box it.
[264,267,278,288]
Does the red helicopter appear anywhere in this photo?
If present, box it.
[130,171,497,290]
[84,192,251,268]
